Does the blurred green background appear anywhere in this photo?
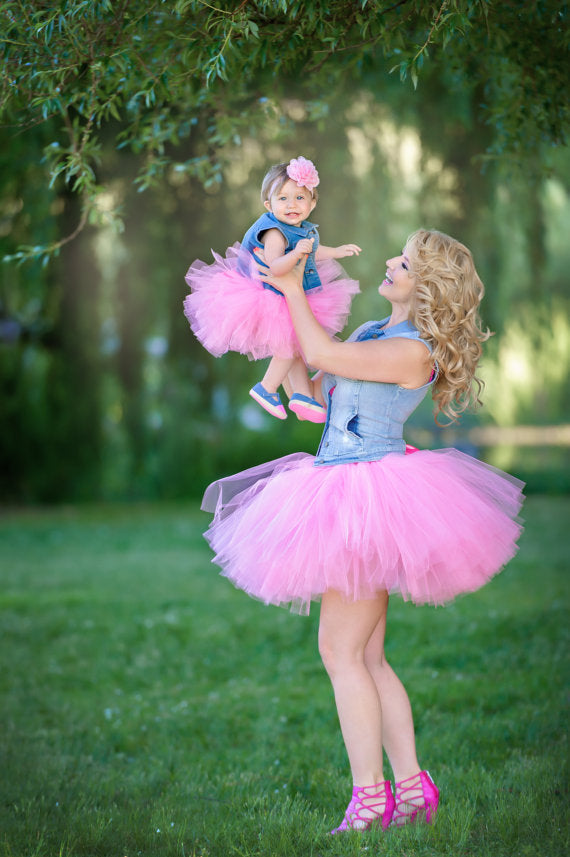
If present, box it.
[1,8,568,854]
[1,3,569,504]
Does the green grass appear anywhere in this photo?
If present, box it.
[0,496,568,857]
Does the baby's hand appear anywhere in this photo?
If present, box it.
[294,238,315,256]
[335,244,362,258]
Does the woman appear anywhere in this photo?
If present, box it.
[201,229,524,834]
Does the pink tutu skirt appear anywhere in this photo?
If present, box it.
[184,243,360,359]
[202,449,524,614]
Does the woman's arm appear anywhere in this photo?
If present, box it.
[256,259,432,387]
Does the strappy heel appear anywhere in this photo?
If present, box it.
[392,769,439,827]
[331,780,395,834]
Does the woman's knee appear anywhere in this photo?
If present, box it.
[318,625,358,677]
[318,591,389,676]
[318,627,337,676]
[363,648,390,674]
[318,626,366,678]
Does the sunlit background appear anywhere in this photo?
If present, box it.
[2,80,569,502]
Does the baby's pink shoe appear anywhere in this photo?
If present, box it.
[289,393,326,423]
[249,383,287,419]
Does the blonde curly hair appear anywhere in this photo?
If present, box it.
[406,229,491,424]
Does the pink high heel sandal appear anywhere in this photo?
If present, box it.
[331,780,395,834]
[392,770,439,827]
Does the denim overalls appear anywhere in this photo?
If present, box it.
[241,212,321,295]
[314,318,437,466]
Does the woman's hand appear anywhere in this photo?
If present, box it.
[253,246,306,295]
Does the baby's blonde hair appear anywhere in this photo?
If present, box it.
[261,162,319,204]
[406,229,491,424]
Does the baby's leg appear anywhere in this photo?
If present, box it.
[286,356,312,398]
[309,370,326,407]
[255,356,326,423]
[287,358,327,423]
[260,357,296,394]
[284,367,325,405]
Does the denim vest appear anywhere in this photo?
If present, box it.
[241,212,321,295]
[314,318,437,466]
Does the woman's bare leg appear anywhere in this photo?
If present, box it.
[319,590,389,786]
[364,608,421,783]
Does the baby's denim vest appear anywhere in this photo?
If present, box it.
[241,212,321,294]
[314,318,436,466]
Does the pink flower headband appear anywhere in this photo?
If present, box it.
[287,156,319,192]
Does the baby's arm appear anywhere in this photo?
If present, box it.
[262,229,313,275]
[316,243,362,260]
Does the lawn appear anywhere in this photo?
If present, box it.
[0,496,568,857]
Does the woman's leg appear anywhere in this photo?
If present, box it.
[319,590,389,786]
[363,608,421,783]
[363,609,439,827]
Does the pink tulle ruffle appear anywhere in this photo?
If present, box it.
[183,243,359,360]
[202,449,524,614]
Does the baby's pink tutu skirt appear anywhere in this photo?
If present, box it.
[201,449,524,614]
[184,244,360,359]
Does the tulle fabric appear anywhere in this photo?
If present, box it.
[202,449,524,615]
[183,243,359,359]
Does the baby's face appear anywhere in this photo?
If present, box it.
[264,179,316,228]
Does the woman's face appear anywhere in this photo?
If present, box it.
[379,247,416,308]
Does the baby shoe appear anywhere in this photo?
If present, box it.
[249,383,287,419]
[289,393,327,423]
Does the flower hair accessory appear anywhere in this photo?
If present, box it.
[287,156,319,191]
